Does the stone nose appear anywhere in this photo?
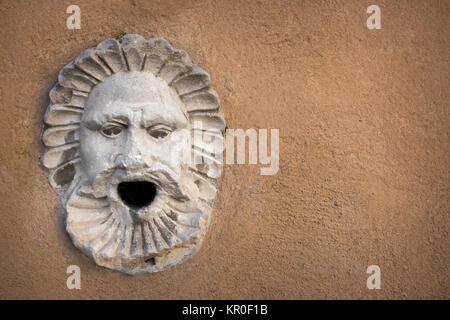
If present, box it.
[114,133,146,169]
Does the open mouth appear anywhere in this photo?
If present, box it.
[117,181,157,209]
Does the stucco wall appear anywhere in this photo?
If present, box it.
[0,0,448,299]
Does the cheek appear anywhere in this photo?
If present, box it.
[79,128,119,175]
[142,129,190,171]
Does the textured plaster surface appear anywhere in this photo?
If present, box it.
[0,0,448,299]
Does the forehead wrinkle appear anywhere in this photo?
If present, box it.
[83,72,188,129]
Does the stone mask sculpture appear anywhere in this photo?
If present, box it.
[40,35,225,274]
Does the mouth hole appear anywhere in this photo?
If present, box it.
[117,181,157,209]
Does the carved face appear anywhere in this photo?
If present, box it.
[80,72,190,186]
[41,35,224,274]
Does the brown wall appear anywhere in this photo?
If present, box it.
[0,0,448,299]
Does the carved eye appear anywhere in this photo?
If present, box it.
[101,123,124,138]
[147,125,172,139]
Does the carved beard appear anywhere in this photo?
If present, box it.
[64,165,209,274]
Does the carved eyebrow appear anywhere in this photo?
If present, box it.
[108,118,128,126]
[142,116,177,129]
[83,114,129,130]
